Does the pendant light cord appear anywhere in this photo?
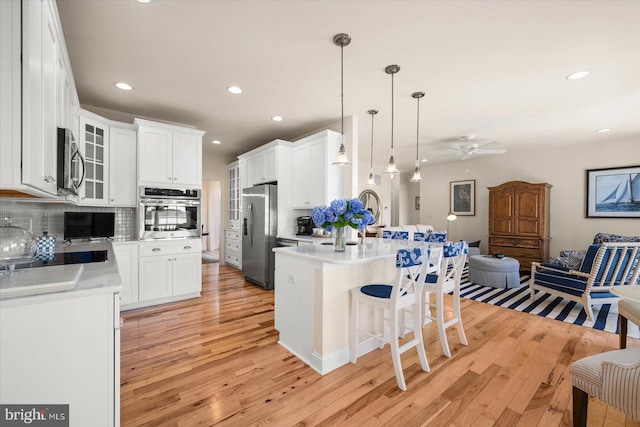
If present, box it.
[340,44,344,139]
[416,96,420,160]
[391,72,394,152]
[370,113,374,170]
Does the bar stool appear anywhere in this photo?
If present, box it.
[350,247,430,391]
[422,241,469,357]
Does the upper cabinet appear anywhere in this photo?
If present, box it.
[109,124,137,207]
[1,0,79,198]
[135,119,204,188]
[79,112,110,205]
[238,140,291,187]
[291,130,343,209]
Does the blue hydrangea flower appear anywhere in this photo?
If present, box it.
[311,207,327,227]
[330,199,348,215]
[307,198,376,232]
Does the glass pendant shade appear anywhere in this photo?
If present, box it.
[331,33,352,167]
[410,160,423,182]
[333,142,350,166]
[367,172,375,185]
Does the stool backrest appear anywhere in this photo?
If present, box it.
[425,232,447,243]
[392,247,429,306]
[427,241,468,291]
[383,230,409,240]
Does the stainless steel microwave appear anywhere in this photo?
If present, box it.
[56,127,85,195]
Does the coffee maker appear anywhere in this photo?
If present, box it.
[296,216,313,235]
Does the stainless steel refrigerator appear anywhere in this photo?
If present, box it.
[241,184,277,290]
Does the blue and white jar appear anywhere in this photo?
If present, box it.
[36,231,56,254]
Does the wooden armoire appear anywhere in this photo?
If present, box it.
[488,181,552,270]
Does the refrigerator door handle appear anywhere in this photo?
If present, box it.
[248,201,253,246]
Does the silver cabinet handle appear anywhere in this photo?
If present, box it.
[152,248,161,252]
[168,258,172,261]
[168,177,172,180]
[184,246,192,250]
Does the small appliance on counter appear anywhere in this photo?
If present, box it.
[296,216,313,236]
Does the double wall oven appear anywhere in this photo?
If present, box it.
[139,187,201,240]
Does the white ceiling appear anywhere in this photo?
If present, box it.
[56,0,640,171]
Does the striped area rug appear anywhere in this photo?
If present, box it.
[459,269,640,339]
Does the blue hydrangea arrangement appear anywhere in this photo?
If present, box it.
[311,198,376,232]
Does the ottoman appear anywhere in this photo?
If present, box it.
[468,255,521,288]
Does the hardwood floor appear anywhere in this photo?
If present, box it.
[121,264,640,426]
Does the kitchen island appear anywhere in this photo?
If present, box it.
[0,241,122,426]
[273,239,437,375]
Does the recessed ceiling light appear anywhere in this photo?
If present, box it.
[271,116,283,122]
[566,71,589,80]
[137,0,151,3]
[596,128,611,133]
[421,159,428,162]
[227,86,242,94]
[114,82,133,91]
[211,140,221,145]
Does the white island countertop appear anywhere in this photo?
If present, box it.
[273,238,432,265]
[0,241,122,307]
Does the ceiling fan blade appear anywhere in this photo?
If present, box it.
[477,149,507,154]
[461,153,472,160]
[478,140,501,149]
[448,145,462,151]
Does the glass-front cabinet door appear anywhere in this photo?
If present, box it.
[79,114,109,205]
[227,161,240,228]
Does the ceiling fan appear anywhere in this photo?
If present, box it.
[443,136,507,160]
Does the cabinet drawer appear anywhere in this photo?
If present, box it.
[225,230,240,240]
[225,239,240,251]
[489,237,541,248]
[225,251,240,267]
[139,240,201,257]
[491,245,541,259]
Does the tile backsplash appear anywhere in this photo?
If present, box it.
[0,200,136,241]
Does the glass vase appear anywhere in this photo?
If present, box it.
[334,227,346,252]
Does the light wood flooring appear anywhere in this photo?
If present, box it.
[120,263,640,426]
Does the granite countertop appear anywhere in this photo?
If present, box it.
[0,241,122,306]
[273,238,442,265]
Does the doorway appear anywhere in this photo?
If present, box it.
[201,180,222,263]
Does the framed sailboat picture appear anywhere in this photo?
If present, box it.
[586,165,640,218]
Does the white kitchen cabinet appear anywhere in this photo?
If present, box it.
[79,111,110,205]
[227,161,240,227]
[0,291,119,426]
[135,119,205,188]
[291,130,343,209]
[224,229,241,268]
[113,241,139,307]
[239,142,287,186]
[251,147,278,184]
[21,0,59,196]
[109,124,137,206]
[1,0,80,198]
[238,139,294,235]
[138,239,202,305]
[239,158,251,193]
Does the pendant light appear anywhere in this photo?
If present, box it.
[367,109,378,185]
[383,65,400,178]
[331,33,352,166]
[409,91,424,183]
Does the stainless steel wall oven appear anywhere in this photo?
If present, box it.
[139,187,201,240]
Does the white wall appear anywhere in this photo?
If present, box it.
[419,137,639,257]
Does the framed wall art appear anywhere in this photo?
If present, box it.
[586,165,640,218]
[450,179,475,216]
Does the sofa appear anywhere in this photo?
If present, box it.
[551,233,640,269]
